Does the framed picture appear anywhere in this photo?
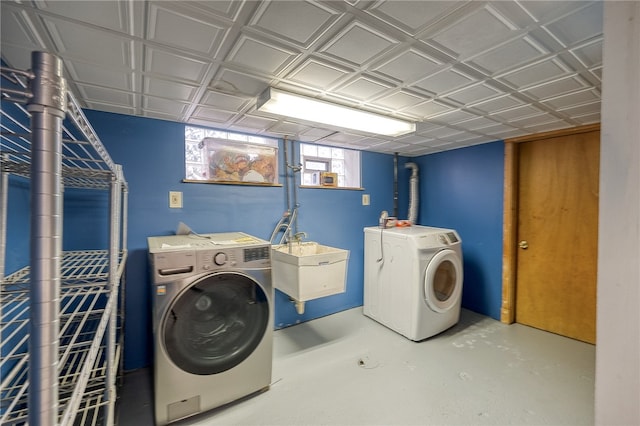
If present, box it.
[186,137,278,185]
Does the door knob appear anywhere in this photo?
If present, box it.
[519,240,529,249]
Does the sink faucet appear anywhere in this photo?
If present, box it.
[287,231,308,253]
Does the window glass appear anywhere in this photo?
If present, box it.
[299,143,361,188]
[185,126,277,182]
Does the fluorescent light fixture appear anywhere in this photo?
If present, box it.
[256,87,415,137]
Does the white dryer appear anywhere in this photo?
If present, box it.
[148,232,273,425]
[363,225,463,341]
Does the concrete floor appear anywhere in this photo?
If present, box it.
[117,307,595,425]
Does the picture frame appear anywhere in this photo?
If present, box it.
[186,137,279,185]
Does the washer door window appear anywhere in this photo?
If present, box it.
[163,272,269,375]
[424,249,463,313]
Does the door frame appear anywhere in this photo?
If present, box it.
[500,123,600,324]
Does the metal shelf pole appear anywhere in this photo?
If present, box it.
[27,50,67,426]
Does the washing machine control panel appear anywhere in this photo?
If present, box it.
[213,252,228,266]
[196,245,271,271]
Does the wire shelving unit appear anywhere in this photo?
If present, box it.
[1,51,128,426]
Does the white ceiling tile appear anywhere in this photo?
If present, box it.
[76,83,134,107]
[321,22,396,65]
[422,126,465,139]
[143,96,188,115]
[227,35,298,75]
[524,120,571,133]
[542,89,600,109]
[147,4,227,54]
[334,77,392,101]
[470,37,546,73]
[192,106,237,123]
[373,91,424,110]
[517,2,582,23]
[298,128,336,141]
[202,91,249,111]
[430,5,520,58]
[589,67,602,81]
[414,68,475,95]
[370,1,466,35]
[556,101,600,117]
[232,114,278,131]
[572,112,600,124]
[268,121,311,136]
[571,39,603,67]
[210,69,270,97]
[454,116,500,131]
[374,49,442,83]
[84,101,135,116]
[544,2,603,46]
[490,105,543,121]
[145,77,198,102]
[428,109,477,124]
[286,59,350,89]
[251,1,336,47]
[320,132,367,144]
[402,100,452,119]
[66,61,132,90]
[474,123,520,135]
[38,1,129,33]
[0,44,35,70]
[186,1,242,20]
[509,113,559,128]
[498,58,569,88]
[523,76,587,100]
[0,7,42,52]
[43,17,132,67]
[469,95,524,114]
[447,83,502,105]
[145,47,208,83]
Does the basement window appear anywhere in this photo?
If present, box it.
[299,143,361,189]
[184,126,278,182]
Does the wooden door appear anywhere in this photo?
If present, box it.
[514,130,599,344]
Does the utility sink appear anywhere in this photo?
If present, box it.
[271,242,349,305]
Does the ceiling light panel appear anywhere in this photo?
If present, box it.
[257,87,415,137]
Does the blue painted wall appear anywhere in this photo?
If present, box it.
[83,110,395,370]
[413,142,505,319]
[3,102,505,371]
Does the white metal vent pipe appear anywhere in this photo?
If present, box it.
[405,162,419,224]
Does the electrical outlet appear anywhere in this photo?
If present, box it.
[362,194,370,206]
[169,191,182,208]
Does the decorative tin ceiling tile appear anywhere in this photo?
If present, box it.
[321,22,397,65]
[251,1,337,47]
[147,3,227,55]
[430,5,520,58]
[286,59,351,89]
[226,35,298,75]
[374,49,442,83]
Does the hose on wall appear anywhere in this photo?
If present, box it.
[405,162,419,224]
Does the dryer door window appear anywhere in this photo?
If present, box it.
[162,272,269,375]
[424,249,463,313]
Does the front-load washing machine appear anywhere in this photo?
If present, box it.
[363,225,463,341]
[148,232,273,425]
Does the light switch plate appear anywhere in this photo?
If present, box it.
[169,191,182,208]
[362,194,370,206]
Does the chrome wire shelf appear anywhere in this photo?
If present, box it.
[1,53,128,426]
[1,250,127,425]
[0,345,123,426]
[1,65,124,191]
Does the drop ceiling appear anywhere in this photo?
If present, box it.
[0,1,602,156]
